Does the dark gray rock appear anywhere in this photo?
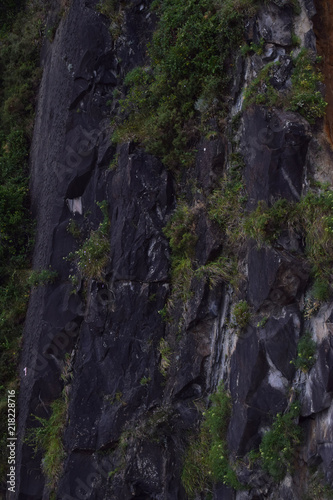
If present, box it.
[242,108,311,209]
[304,0,317,18]
[302,337,333,416]
[248,243,309,310]
[261,306,300,380]
[257,3,293,46]
[195,137,226,192]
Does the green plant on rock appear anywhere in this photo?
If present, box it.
[70,201,110,281]
[182,384,243,498]
[243,191,333,286]
[25,397,67,491]
[288,49,327,123]
[163,202,198,308]
[67,218,81,240]
[311,276,331,302]
[240,38,265,57]
[243,198,292,245]
[232,300,251,331]
[27,268,58,287]
[305,470,333,500]
[208,173,246,244]
[195,255,239,289]
[292,331,316,372]
[259,401,302,482]
[243,61,280,108]
[114,0,261,169]
[140,376,151,386]
[158,338,172,377]
[244,49,327,124]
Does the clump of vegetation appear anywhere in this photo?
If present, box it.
[195,256,239,289]
[311,276,331,302]
[292,332,316,372]
[25,397,67,491]
[305,470,333,500]
[243,191,333,288]
[158,338,172,377]
[240,38,265,57]
[140,376,151,386]
[113,0,261,168]
[243,198,291,246]
[243,61,280,109]
[259,402,302,481]
[69,201,110,281]
[288,49,327,124]
[67,219,82,240]
[182,384,243,497]
[27,269,58,287]
[163,199,241,320]
[96,0,124,40]
[163,202,198,306]
[208,173,246,244]
[232,300,251,331]
[244,49,327,124]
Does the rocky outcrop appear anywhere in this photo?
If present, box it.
[13,0,333,499]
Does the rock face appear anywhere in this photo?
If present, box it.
[13,0,333,499]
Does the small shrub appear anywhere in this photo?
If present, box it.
[208,175,246,243]
[244,49,327,124]
[288,49,327,123]
[140,376,151,386]
[67,219,81,240]
[182,384,243,497]
[311,277,331,302]
[26,397,67,490]
[259,402,302,482]
[232,300,251,331]
[243,199,291,245]
[27,269,58,287]
[163,202,197,261]
[70,201,110,281]
[243,62,280,109]
[293,332,316,372]
[163,202,197,310]
[114,0,261,169]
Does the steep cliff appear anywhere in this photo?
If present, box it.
[8,0,333,499]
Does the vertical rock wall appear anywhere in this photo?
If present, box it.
[13,0,333,499]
